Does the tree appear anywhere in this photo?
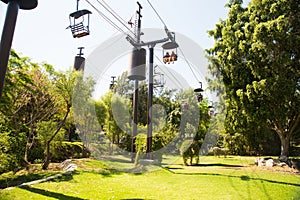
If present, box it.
[0,50,59,166]
[207,0,300,160]
[42,69,95,169]
[23,68,59,165]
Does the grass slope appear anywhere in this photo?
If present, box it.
[0,156,299,200]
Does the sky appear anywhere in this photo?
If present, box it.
[0,0,242,97]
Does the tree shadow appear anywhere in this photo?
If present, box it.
[0,173,60,189]
[193,163,243,168]
[120,199,153,200]
[101,156,133,164]
[162,167,300,187]
[49,171,79,183]
[81,168,146,177]
[20,185,85,200]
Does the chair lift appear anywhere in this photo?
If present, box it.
[162,41,178,64]
[194,82,204,102]
[68,9,92,38]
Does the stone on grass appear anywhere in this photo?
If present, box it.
[265,159,275,167]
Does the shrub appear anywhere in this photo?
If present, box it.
[180,140,200,166]
[28,140,44,163]
[0,131,26,173]
[51,142,90,162]
[134,134,147,165]
[211,146,228,157]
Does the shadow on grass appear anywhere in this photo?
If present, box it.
[78,168,145,178]
[101,156,133,164]
[193,163,243,168]
[20,185,85,200]
[120,199,153,200]
[162,167,300,187]
[48,171,81,183]
[0,172,60,189]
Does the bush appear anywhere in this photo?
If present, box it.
[211,146,228,157]
[0,131,26,173]
[51,142,90,162]
[134,134,147,165]
[28,140,44,163]
[180,140,200,166]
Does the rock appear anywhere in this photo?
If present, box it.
[279,155,288,162]
[278,162,287,167]
[290,159,300,170]
[257,158,265,167]
[265,159,275,167]
[254,158,260,165]
[60,159,77,173]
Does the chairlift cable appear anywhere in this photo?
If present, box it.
[145,0,201,87]
[95,0,136,36]
[155,55,185,89]
[178,46,200,84]
[84,0,128,35]
[155,57,183,89]
[146,0,167,28]
[101,0,129,26]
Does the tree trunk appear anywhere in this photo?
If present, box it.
[277,131,290,162]
[24,128,34,166]
[24,144,30,167]
[42,141,51,170]
[42,106,70,170]
[279,135,290,162]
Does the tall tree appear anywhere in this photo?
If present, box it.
[0,50,58,166]
[207,0,300,160]
[23,68,58,164]
[42,69,94,169]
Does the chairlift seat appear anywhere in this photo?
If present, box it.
[162,41,179,64]
[68,9,92,38]
[70,22,89,38]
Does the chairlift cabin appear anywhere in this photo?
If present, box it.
[194,82,204,102]
[68,9,92,38]
[162,41,178,64]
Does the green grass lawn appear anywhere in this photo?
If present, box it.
[0,156,299,200]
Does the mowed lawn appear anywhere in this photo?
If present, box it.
[0,156,299,200]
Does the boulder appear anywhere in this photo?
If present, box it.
[256,158,265,166]
[265,159,275,167]
[60,159,77,174]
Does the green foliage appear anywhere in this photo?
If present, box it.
[0,131,26,173]
[134,134,147,165]
[180,140,200,166]
[135,134,147,154]
[95,99,108,128]
[36,121,65,154]
[51,142,90,162]
[207,0,300,158]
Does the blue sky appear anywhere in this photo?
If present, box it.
[0,0,250,97]
[0,0,233,70]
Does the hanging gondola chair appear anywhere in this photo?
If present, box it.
[68,9,92,38]
[194,82,204,102]
[162,41,178,64]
